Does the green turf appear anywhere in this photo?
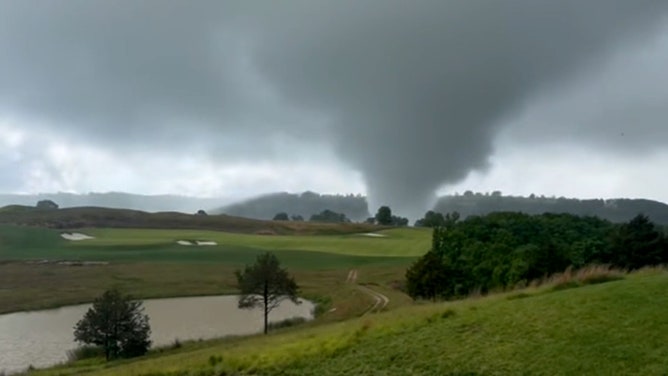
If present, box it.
[0,225,420,314]
[75,227,431,257]
[0,225,430,262]
[31,270,668,376]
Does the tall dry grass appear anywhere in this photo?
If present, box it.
[544,265,625,291]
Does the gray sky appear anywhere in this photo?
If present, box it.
[1,1,668,216]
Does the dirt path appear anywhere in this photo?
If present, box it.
[345,269,389,314]
[346,269,358,283]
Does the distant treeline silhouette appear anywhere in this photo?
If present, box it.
[216,191,369,221]
[434,192,668,225]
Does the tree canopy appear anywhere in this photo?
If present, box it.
[374,206,409,226]
[414,210,446,227]
[73,289,151,360]
[375,206,393,225]
[236,252,300,334]
[406,212,668,300]
[36,199,58,209]
[273,212,289,221]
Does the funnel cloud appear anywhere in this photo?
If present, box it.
[1,1,668,215]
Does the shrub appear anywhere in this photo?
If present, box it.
[267,317,307,330]
[67,345,105,362]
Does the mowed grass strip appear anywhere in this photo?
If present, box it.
[68,227,431,257]
[31,270,668,376]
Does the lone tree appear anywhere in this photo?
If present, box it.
[74,289,151,360]
[273,212,289,221]
[36,199,58,209]
[375,206,393,225]
[236,252,300,334]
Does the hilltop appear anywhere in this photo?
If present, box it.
[0,206,377,235]
[214,191,370,221]
[0,192,225,214]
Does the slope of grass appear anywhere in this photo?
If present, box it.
[0,206,382,234]
[30,270,668,376]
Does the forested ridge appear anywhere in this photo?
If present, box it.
[216,191,369,221]
[435,192,668,224]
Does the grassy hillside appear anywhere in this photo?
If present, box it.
[31,270,668,375]
[0,206,380,235]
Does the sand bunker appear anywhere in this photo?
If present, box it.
[176,240,218,246]
[195,241,217,246]
[61,232,95,241]
[359,233,388,238]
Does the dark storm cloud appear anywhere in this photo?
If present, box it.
[1,1,667,215]
[501,27,668,153]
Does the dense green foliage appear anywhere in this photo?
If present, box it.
[435,192,668,224]
[73,289,151,360]
[236,252,300,334]
[414,210,446,227]
[607,214,668,269]
[407,212,668,299]
[374,206,393,225]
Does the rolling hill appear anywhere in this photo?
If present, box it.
[215,191,370,221]
[0,192,226,214]
[0,206,378,235]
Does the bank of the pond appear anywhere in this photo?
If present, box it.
[0,295,314,375]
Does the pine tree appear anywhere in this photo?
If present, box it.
[73,289,151,360]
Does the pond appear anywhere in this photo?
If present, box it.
[0,295,314,374]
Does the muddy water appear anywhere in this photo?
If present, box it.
[0,295,314,374]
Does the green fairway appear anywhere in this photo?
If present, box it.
[0,225,430,261]
[73,227,431,257]
[0,225,422,314]
[31,270,668,376]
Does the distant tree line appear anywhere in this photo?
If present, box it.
[309,209,350,223]
[406,212,668,300]
[220,191,369,221]
[434,192,668,225]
